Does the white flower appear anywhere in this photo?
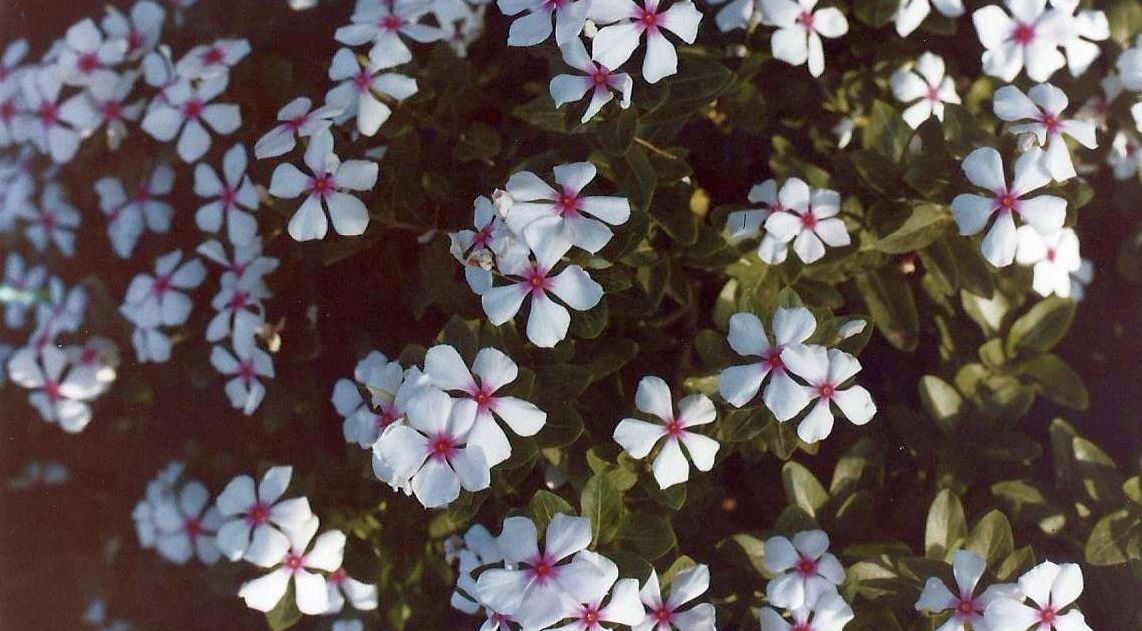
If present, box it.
[555,554,645,631]
[134,463,184,549]
[915,549,1022,631]
[894,0,964,38]
[55,18,126,87]
[334,0,445,69]
[19,70,81,162]
[255,96,343,159]
[64,336,120,394]
[782,345,876,444]
[269,129,379,241]
[207,268,271,344]
[1067,258,1093,302]
[1049,0,1108,77]
[30,277,87,348]
[759,0,848,78]
[504,161,631,255]
[951,147,1066,267]
[450,195,515,294]
[198,235,280,278]
[763,530,845,610]
[194,143,260,245]
[480,237,604,348]
[424,344,547,466]
[450,523,505,612]
[142,45,183,107]
[1107,130,1140,180]
[1117,36,1142,91]
[58,70,144,150]
[890,52,961,129]
[498,0,591,47]
[326,47,419,137]
[763,178,851,264]
[591,0,703,84]
[6,345,101,433]
[120,250,207,329]
[325,567,379,613]
[141,73,242,163]
[101,1,167,60]
[215,465,314,562]
[983,560,1091,631]
[333,351,418,447]
[210,343,275,415]
[3,252,47,329]
[972,0,1070,82]
[372,387,490,508]
[152,480,223,564]
[131,326,173,363]
[705,0,760,32]
[634,564,716,631]
[0,39,28,83]
[1075,75,1121,130]
[94,164,176,258]
[993,83,1097,183]
[1015,225,1083,299]
[550,38,634,123]
[613,376,719,489]
[475,514,612,630]
[23,183,80,257]
[175,38,252,80]
[719,307,815,419]
[724,179,791,264]
[760,592,853,631]
[238,516,347,615]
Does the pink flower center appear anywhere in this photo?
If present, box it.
[137,186,153,202]
[101,100,123,120]
[353,69,372,91]
[817,382,836,399]
[927,86,941,102]
[1040,112,1060,134]
[527,553,558,584]
[38,101,59,126]
[1127,142,1138,156]
[996,191,1019,213]
[184,517,203,537]
[154,274,172,294]
[246,502,270,525]
[800,209,818,230]
[763,348,784,372]
[473,386,495,411]
[665,418,684,437]
[580,606,600,623]
[0,99,15,121]
[377,403,399,428]
[310,173,333,197]
[1039,607,1056,623]
[797,11,814,29]
[219,185,238,206]
[202,46,225,65]
[474,223,495,246]
[284,551,305,572]
[792,623,813,631]
[490,612,512,624]
[80,348,98,364]
[44,380,62,401]
[228,291,249,310]
[639,6,660,29]
[239,360,257,382]
[653,605,674,623]
[430,433,457,461]
[1046,247,1057,262]
[955,597,979,617]
[590,65,611,87]
[183,98,204,120]
[795,555,818,576]
[330,567,347,584]
[77,52,100,74]
[286,113,309,131]
[1012,22,1036,44]
[556,190,582,217]
[41,212,56,229]
[524,266,551,295]
[381,14,404,31]
[543,0,567,10]
[127,31,145,51]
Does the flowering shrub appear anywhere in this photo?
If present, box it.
[1,0,1140,630]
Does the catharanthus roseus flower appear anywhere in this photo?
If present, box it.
[255,96,343,159]
[30,276,87,349]
[504,161,631,255]
[6,344,103,433]
[613,375,720,489]
[94,163,175,258]
[890,52,961,129]
[325,566,379,614]
[634,563,716,631]
[22,183,81,257]
[759,0,849,78]
[334,0,445,69]
[194,143,260,246]
[1107,130,1140,180]
[480,236,604,348]
[763,178,851,264]
[764,530,845,610]
[951,146,1066,267]
[152,479,223,565]
[18,69,81,163]
[58,70,144,150]
[993,83,1097,182]
[101,0,167,60]
[590,0,704,84]
[238,515,347,615]
[175,38,252,80]
[782,345,876,444]
[894,0,964,38]
[449,195,515,295]
[550,552,645,631]
[197,235,280,279]
[141,73,242,163]
[333,351,420,448]
[424,344,547,466]
[497,0,591,47]
[1118,36,1142,91]
[215,465,314,562]
[1015,225,1085,299]
[915,549,1022,631]
[2,252,47,329]
[725,179,791,264]
[550,38,634,123]
[326,47,419,137]
[269,129,379,241]
[1049,0,1108,77]
[55,18,126,87]
[972,0,1070,82]
[983,560,1092,631]
[450,524,506,613]
[475,514,613,630]
[372,387,490,508]
[760,592,854,631]
[64,336,120,394]
[120,250,207,329]
[719,307,815,419]
[207,267,271,344]
[210,342,275,415]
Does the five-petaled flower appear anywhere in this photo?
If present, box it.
[972,0,1070,82]
[782,345,877,444]
[238,515,347,615]
[94,163,175,258]
[634,563,717,631]
[6,344,102,433]
[1015,226,1086,299]
[194,143,260,246]
[759,0,849,78]
[334,0,444,69]
[983,560,1092,631]
[120,250,207,329]
[590,0,704,84]
[550,38,634,123]
[210,342,275,415]
[504,161,631,255]
[152,479,222,565]
[141,73,242,163]
[915,549,1022,631]
[725,179,791,264]
[890,52,961,130]
[763,530,846,610]
[255,96,343,159]
[719,307,815,420]
[763,178,851,264]
[993,83,1098,182]
[214,465,314,562]
[326,47,419,137]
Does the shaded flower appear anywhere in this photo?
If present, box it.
[255,96,343,159]
[915,549,1022,631]
[890,52,960,129]
[194,143,260,245]
[498,0,591,47]
[141,73,241,163]
[763,530,845,610]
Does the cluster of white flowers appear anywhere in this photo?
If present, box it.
[915,549,1094,631]
[449,515,716,630]
[132,463,378,619]
[718,307,875,444]
[726,177,853,265]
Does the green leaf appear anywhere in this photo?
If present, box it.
[1085,509,1141,565]
[918,375,964,431]
[512,93,568,133]
[580,473,623,544]
[861,100,913,161]
[615,512,676,560]
[1016,353,1089,410]
[855,268,919,352]
[782,462,829,518]
[453,122,501,162]
[596,107,638,156]
[875,204,953,254]
[642,53,735,123]
[854,0,901,27]
[1073,436,1124,506]
[265,583,302,630]
[529,490,575,532]
[965,510,1014,567]
[1006,297,1076,356]
[925,490,967,560]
